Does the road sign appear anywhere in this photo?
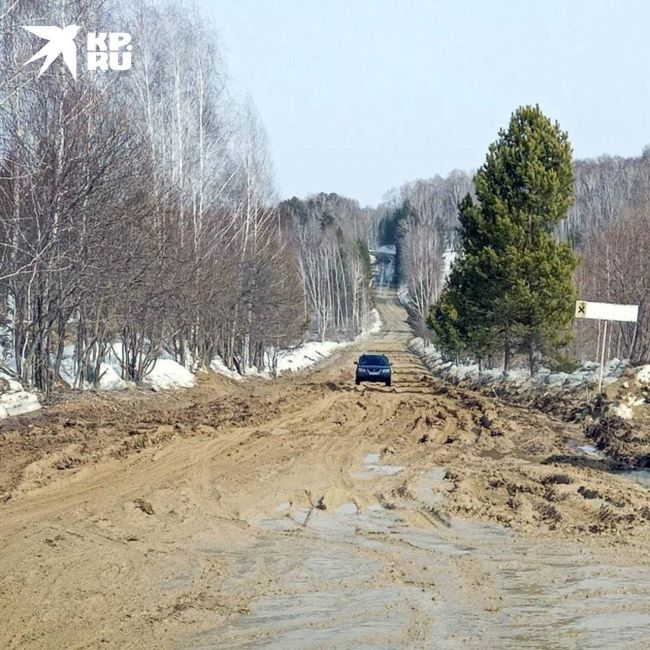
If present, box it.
[575,301,639,323]
[574,300,639,394]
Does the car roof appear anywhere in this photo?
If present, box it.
[359,353,389,362]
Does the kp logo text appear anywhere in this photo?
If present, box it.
[23,25,133,79]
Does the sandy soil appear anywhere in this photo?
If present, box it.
[2,292,650,649]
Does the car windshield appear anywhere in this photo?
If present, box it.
[359,355,389,367]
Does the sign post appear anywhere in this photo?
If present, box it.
[575,301,639,394]
[598,320,607,395]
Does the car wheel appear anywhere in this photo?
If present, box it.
[385,379,392,387]
[355,379,360,385]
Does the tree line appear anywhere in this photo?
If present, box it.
[0,0,373,394]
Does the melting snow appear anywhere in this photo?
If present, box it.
[0,372,40,419]
[637,365,650,384]
[210,356,244,381]
[267,308,383,376]
[143,359,196,391]
[410,337,631,389]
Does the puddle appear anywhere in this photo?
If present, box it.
[415,467,447,508]
[204,584,432,650]
[493,544,650,649]
[617,469,650,488]
[566,440,603,458]
[351,451,405,480]
[336,502,359,515]
[180,467,650,649]
[566,442,650,490]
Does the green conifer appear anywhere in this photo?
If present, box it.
[429,105,578,374]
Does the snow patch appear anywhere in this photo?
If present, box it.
[397,286,410,306]
[96,363,128,391]
[59,345,130,391]
[336,502,359,515]
[0,372,40,419]
[410,337,631,390]
[210,356,244,381]
[611,395,646,420]
[276,340,346,373]
[611,403,635,419]
[142,359,196,391]
[273,307,383,376]
[637,365,650,385]
[59,346,77,388]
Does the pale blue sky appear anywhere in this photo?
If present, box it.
[200,0,650,205]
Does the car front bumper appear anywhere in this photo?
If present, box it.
[356,371,391,382]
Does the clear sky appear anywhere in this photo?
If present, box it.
[199,0,650,206]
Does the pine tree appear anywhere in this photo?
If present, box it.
[429,105,578,374]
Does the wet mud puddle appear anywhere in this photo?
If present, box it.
[181,455,650,649]
[618,469,650,489]
[568,439,650,489]
[351,452,406,480]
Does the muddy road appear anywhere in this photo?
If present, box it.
[2,293,650,649]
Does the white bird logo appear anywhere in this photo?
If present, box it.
[23,25,80,79]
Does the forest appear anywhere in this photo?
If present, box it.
[0,0,375,394]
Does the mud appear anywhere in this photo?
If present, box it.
[1,291,650,648]
[585,413,650,467]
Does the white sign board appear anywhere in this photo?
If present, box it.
[575,300,639,323]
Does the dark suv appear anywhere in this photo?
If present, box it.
[355,354,392,386]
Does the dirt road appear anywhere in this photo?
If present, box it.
[2,293,650,649]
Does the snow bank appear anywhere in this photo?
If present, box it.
[60,342,194,392]
[96,363,128,390]
[211,342,346,379]
[105,344,194,391]
[143,359,196,391]
[0,372,40,419]
[637,365,650,384]
[610,365,650,419]
[409,337,631,390]
[59,345,130,391]
[276,340,347,373]
[442,248,457,283]
[210,357,243,381]
[258,307,384,377]
[53,306,384,390]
